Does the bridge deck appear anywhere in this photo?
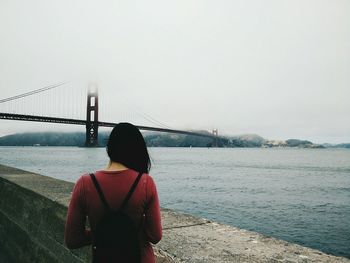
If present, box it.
[0,112,216,139]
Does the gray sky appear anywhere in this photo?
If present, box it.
[0,0,349,143]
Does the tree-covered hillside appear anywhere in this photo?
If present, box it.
[0,132,342,148]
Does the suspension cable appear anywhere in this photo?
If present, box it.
[109,92,174,129]
[0,82,68,104]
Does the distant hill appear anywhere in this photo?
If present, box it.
[227,134,266,147]
[322,143,350,149]
[263,138,324,148]
[0,131,347,148]
[0,132,83,146]
[0,132,109,147]
[144,132,212,147]
[335,143,350,148]
[0,131,213,147]
[0,131,230,147]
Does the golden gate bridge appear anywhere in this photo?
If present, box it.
[0,82,221,147]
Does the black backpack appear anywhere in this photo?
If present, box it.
[89,172,143,263]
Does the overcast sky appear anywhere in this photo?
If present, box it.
[0,0,349,143]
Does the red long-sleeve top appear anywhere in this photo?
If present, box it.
[65,169,162,263]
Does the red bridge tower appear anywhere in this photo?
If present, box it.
[85,86,99,147]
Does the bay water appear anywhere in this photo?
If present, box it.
[0,147,349,258]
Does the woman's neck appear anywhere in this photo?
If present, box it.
[105,161,129,171]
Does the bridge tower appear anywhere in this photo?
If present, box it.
[212,129,219,147]
[85,86,99,147]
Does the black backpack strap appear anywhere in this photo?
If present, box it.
[119,172,143,212]
[89,173,111,212]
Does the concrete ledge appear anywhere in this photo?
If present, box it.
[0,164,349,263]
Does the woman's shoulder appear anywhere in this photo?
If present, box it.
[75,170,156,188]
[73,173,94,190]
[139,172,158,196]
[141,171,152,179]
[77,173,91,183]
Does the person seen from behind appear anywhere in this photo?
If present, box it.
[65,123,162,263]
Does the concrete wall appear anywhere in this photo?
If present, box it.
[0,164,349,263]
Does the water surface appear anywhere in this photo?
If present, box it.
[0,147,349,258]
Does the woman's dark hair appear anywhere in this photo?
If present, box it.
[107,122,151,173]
